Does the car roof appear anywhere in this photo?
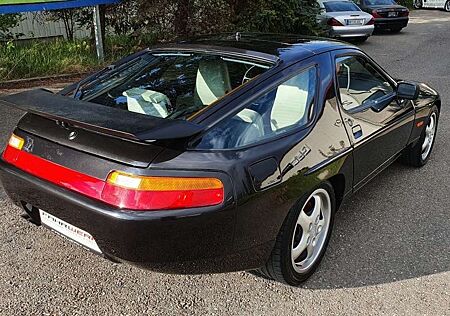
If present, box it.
[152,33,355,65]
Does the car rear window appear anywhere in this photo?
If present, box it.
[77,52,272,120]
[323,1,361,12]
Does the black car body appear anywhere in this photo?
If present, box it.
[0,34,440,285]
[354,0,410,31]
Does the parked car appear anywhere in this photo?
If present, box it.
[318,0,375,42]
[0,34,441,286]
[354,0,410,32]
[414,0,450,11]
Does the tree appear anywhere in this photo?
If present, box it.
[233,0,322,35]
[43,9,78,41]
[0,14,22,40]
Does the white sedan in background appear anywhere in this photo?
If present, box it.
[414,0,450,11]
[318,0,375,42]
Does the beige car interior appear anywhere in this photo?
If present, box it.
[337,59,393,112]
[194,59,232,106]
[270,84,309,131]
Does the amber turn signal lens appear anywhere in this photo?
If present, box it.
[103,171,225,210]
[8,134,25,150]
[107,171,223,191]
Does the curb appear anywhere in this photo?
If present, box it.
[0,72,91,89]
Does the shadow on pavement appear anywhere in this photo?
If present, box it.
[303,160,449,289]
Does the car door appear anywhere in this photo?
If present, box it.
[331,50,415,190]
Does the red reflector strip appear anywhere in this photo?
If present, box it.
[2,145,225,211]
[2,145,105,200]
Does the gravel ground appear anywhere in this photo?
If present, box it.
[0,10,449,316]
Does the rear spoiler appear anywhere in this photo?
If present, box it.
[0,89,204,142]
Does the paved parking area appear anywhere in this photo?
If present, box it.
[0,9,449,316]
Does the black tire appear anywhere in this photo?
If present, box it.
[401,106,439,167]
[354,36,369,43]
[258,182,336,286]
[390,27,403,33]
[445,0,450,12]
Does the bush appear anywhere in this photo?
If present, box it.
[0,14,22,40]
[235,0,323,35]
[396,0,414,9]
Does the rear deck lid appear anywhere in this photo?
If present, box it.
[0,89,204,168]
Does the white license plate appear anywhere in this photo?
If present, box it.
[347,19,364,25]
[388,12,398,17]
[39,210,102,253]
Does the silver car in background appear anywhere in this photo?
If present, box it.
[318,0,375,42]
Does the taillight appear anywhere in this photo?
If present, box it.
[367,17,375,25]
[2,135,225,211]
[327,18,344,26]
[2,133,25,162]
[101,171,224,210]
[372,10,382,18]
[8,134,24,150]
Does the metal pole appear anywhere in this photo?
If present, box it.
[93,5,104,62]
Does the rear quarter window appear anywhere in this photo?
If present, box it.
[194,66,317,150]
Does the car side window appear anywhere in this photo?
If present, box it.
[195,67,317,150]
[336,56,394,113]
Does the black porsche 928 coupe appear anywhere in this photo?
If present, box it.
[0,34,440,286]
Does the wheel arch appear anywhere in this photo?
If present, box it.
[434,99,441,113]
[327,173,346,209]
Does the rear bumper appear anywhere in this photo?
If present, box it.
[0,159,272,273]
[331,25,374,38]
[374,17,409,29]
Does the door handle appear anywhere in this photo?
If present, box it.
[352,124,363,139]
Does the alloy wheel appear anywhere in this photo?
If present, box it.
[291,188,331,273]
[422,112,437,161]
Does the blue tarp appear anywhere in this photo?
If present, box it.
[0,0,120,14]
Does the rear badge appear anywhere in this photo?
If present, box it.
[68,131,78,141]
[23,137,34,153]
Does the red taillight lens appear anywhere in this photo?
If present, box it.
[327,18,344,26]
[2,137,225,211]
[2,143,105,198]
[367,17,375,25]
[372,10,382,18]
[101,171,224,210]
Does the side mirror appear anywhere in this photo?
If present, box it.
[397,82,420,100]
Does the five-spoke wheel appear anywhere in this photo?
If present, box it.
[402,107,439,167]
[421,112,437,161]
[291,189,331,274]
[259,182,336,286]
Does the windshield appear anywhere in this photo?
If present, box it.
[78,52,271,120]
[323,1,361,12]
[364,0,397,5]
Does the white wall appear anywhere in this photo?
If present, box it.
[9,12,90,40]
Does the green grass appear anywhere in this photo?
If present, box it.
[0,35,156,82]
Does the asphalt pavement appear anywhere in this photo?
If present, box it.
[0,9,449,316]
